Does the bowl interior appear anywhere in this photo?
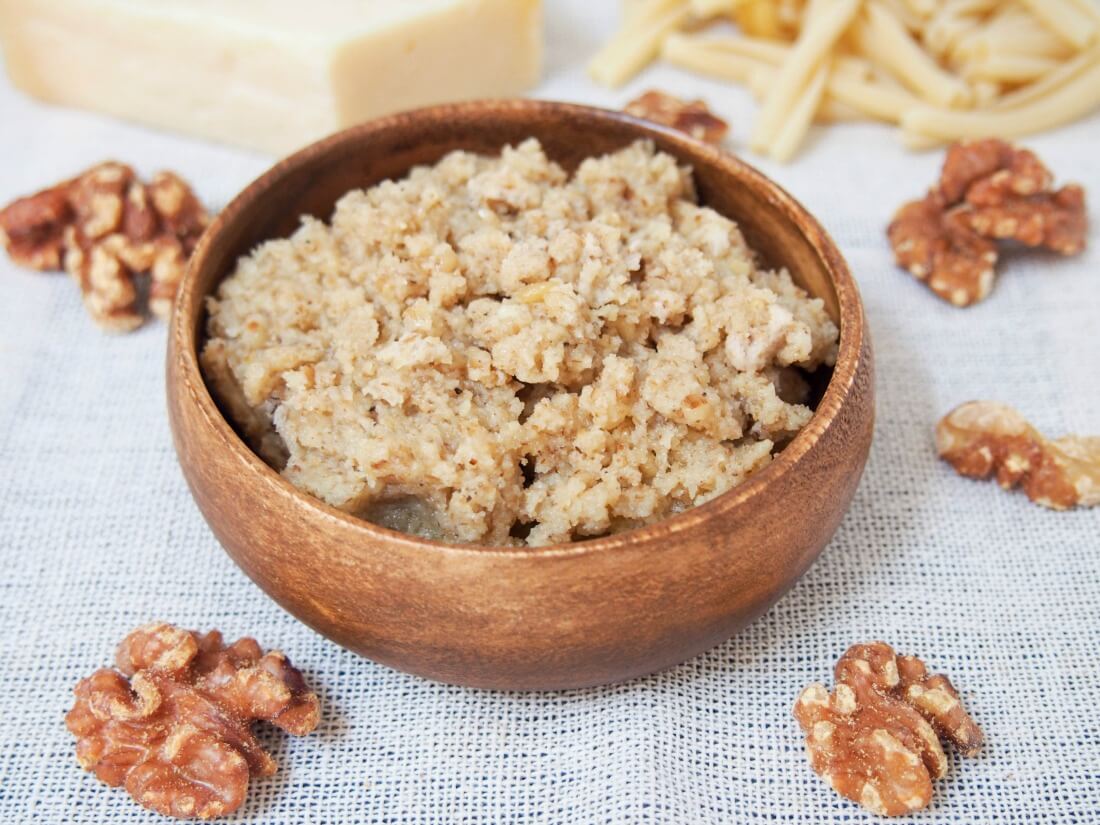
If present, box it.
[179,100,858,551]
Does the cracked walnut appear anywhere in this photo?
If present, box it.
[937,401,1099,510]
[0,162,208,331]
[794,642,982,817]
[66,623,319,820]
[888,139,1086,307]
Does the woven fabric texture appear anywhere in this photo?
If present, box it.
[1,3,1098,822]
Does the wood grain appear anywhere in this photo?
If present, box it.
[167,100,874,690]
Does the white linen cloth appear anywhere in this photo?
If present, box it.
[1,2,1098,821]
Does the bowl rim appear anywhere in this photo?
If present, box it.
[172,98,868,560]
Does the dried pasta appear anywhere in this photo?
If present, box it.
[589,0,1100,161]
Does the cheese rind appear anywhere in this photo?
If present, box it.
[0,0,543,155]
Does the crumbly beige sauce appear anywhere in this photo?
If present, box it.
[203,140,838,546]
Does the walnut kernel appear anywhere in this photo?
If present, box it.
[937,401,1100,510]
[624,90,729,144]
[888,139,1087,307]
[888,193,997,307]
[0,163,209,331]
[794,642,982,817]
[0,182,73,269]
[66,623,319,820]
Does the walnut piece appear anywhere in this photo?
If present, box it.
[66,623,319,820]
[624,90,729,144]
[887,139,1087,307]
[0,163,208,332]
[937,400,1100,510]
[889,193,998,307]
[794,642,982,817]
[961,184,1087,256]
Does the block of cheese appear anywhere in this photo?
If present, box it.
[0,0,543,155]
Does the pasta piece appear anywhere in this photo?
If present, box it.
[590,0,690,87]
[1066,0,1100,25]
[827,72,921,122]
[689,0,736,16]
[669,33,868,128]
[925,0,1001,31]
[877,0,925,32]
[922,0,1001,59]
[747,65,776,98]
[696,34,792,63]
[833,56,875,81]
[963,54,1062,84]
[1016,0,1098,50]
[818,96,865,122]
[622,0,681,25]
[855,1,973,107]
[671,34,871,78]
[902,59,1100,142]
[869,64,913,93]
[730,35,919,124]
[771,60,831,160]
[661,33,772,82]
[734,0,794,38]
[925,13,985,61]
[953,19,1074,62]
[749,0,864,151]
[942,0,1000,17]
[993,45,1100,109]
[902,0,937,18]
[778,0,808,30]
[759,59,918,124]
[622,0,646,23]
[750,65,864,123]
[972,80,1001,108]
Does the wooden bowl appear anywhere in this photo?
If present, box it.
[168,100,873,690]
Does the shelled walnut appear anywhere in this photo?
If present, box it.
[66,623,319,820]
[794,642,982,817]
[0,162,208,332]
[937,401,1100,510]
[888,139,1087,307]
[624,90,729,144]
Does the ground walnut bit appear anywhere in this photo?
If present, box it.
[0,162,208,332]
[888,138,1087,307]
[794,642,983,817]
[65,623,319,820]
[937,401,1100,510]
[203,139,838,546]
[624,90,729,144]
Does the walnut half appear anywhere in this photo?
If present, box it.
[624,90,729,144]
[66,623,320,820]
[937,400,1100,510]
[888,139,1087,307]
[0,163,208,332]
[794,642,983,817]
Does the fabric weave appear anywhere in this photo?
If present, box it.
[1,3,1098,820]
